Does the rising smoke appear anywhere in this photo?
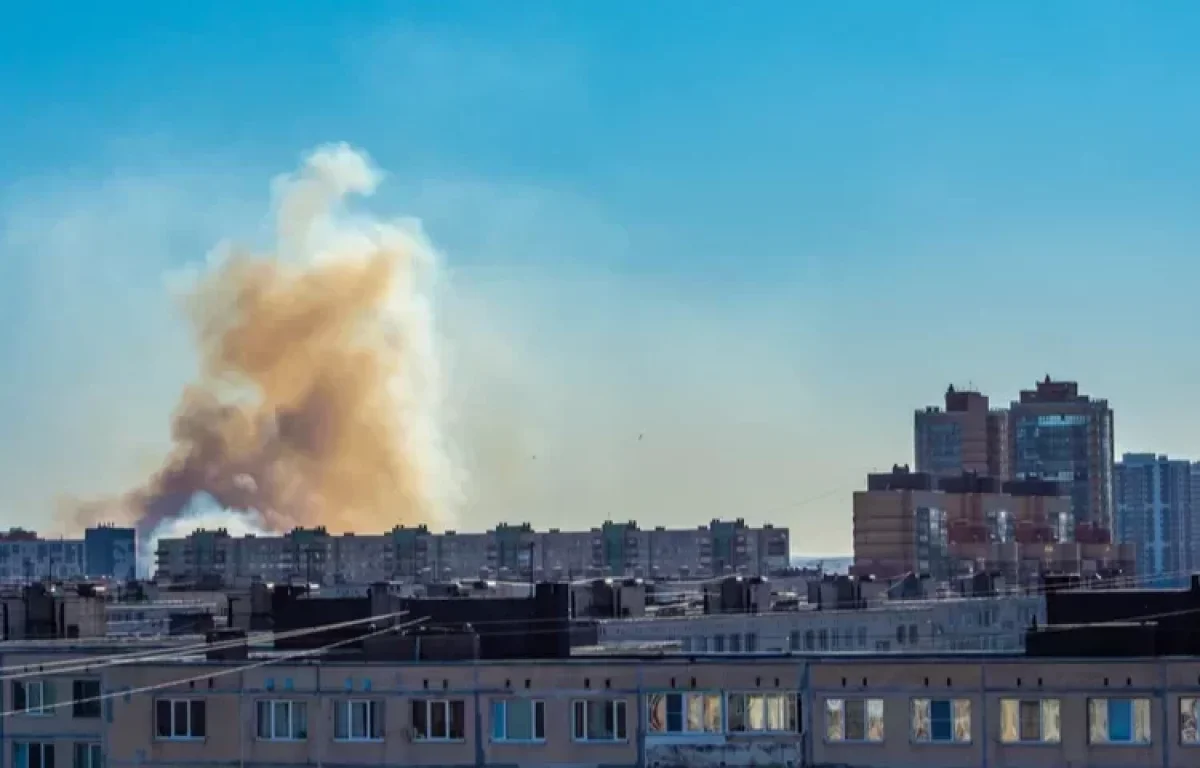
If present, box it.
[64,144,458,546]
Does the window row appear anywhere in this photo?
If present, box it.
[10,681,101,718]
[145,694,1200,747]
[11,742,101,768]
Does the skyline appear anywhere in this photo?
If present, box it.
[4,3,1200,554]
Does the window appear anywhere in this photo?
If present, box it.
[571,699,627,742]
[72,744,101,768]
[154,699,206,740]
[72,682,101,719]
[12,681,54,715]
[256,700,308,740]
[804,630,814,650]
[789,631,800,651]
[999,699,1060,744]
[491,698,546,742]
[726,693,800,733]
[13,743,54,768]
[1182,698,1200,745]
[911,698,971,743]
[1088,698,1151,745]
[334,700,383,741]
[825,698,884,742]
[647,692,722,734]
[411,699,466,741]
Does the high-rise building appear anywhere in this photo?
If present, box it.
[914,386,1009,479]
[1009,376,1115,530]
[1114,453,1194,586]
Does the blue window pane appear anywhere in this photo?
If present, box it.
[265,677,275,691]
[666,695,683,732]
[1109,700,1132,742]
[492,702,505,740]
[930,699,953,742]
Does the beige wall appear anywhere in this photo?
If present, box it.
[7,650,1200,767]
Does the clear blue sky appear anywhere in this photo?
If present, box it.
[2,2,1199,553]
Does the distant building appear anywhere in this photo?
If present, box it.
[1114,453,1195,586]
[154,519,791,585]
[84,525,137,581]
[0,530,85,582]
[914,385,1009,479]
[1009,376,1115,530]
[852,466,1130,584]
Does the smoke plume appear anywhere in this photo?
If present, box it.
[65,143,456,541]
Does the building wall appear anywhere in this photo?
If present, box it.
[8,648,1200,768]
[0,539,86,582]
[914,388,995,478]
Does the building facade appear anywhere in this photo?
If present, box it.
[1009,376,1115,530]
[1115,453,1196,587]
[852,467,1130,584]
[154,520,791,586]
[914,385,1009,479]
[0,530,85,582]
[6,644,1200,768]
[83,525,137,581]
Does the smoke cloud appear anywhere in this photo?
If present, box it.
[63,143,457,541]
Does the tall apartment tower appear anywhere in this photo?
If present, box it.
[914,385,1010,479]
[1114,453,1194,586]
[1009,376,1115,530]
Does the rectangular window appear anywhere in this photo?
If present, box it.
[72,744,101,768]
[911,698,971,743]
[647,692,722,734]
[1089,698,1151,745]
[154,699,206,740]
[491,698,546,742]
[72,682,101,719]
[1182,698,1200,745]
[999,699,1060,744]
[256,700,308,740]
[825,698,885,742]
[12,743,54,768]
[571,699,627,742]
[411,699,466,741]
[334,700,383,741]
[12,681,54,716]
[726,693,801,733]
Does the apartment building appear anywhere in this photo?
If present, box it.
[914,385,1009,479]
[154,519,790,585]
[598,593,1045,653]
[852,466,1132,584]
[7,643,1200,768]
[1009,376,1116,530]
[0,527,136,583]
[1115,452,1197,586]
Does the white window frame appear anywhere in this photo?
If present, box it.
[725,692,801,734]
[154,699,206,740]
[824,697,885,743]
[411,698,466,742]
[72,743,101,768]
[13,681,53,716]
[910,698,971,744]
[571,699,628,742]
[256,700,307,741]
[334,699,382,742]
[999,698,1061,744]
[646,692,723,735]
[1088,697,1152,745]
[491,698,546,743]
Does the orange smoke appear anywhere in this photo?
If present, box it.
[67,144,453,539]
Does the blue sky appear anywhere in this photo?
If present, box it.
[2,2,1200,553]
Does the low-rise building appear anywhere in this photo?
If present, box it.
[2,644,1199,768]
